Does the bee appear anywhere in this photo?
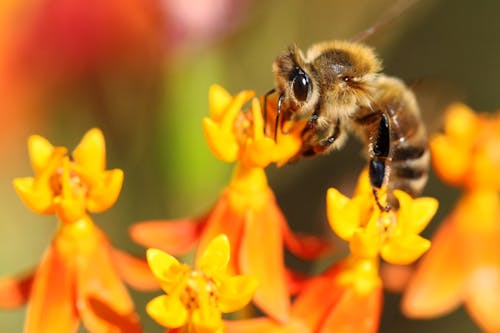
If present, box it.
[266,40,429,210]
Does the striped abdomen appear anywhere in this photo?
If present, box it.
[351,76,429,201]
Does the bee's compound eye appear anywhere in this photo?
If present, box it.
[291,69,311,102]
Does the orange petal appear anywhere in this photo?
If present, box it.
[318,284,382,333]
[465,265,500,333]
[239,201,290,323]
[0,271,34,308]
[291,274,343,331]
[110,249,159,291]
[24,246,79,333]
[196,193,245,273]
[76,233,142,333]
[225,317,310,333]
[130,217,205,255]
[402,217,466,318]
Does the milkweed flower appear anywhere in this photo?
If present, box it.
[130,85,331,323]
[146,234,258,333]
[0,128,157,333]
[402,103,500,332]
[227,171,438,333]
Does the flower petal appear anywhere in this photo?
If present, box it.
[465,265,500,333]
[146,248,182,291]
[197,234,230,277]
[0,272,34,307]
[86,169,124,213]
[195,192,245,274]
[76,233,141,333]
[209,84,232,120]
[146,295,187,329]
[72,128,106,173]
[239,202,290,323]
[24,246,79,333]
[28,134,55,174]
[218,275,258,313]
[291,274,343,331]
[13,177,54,214]
[226,317,310,333]
[318,284,382,333]
[395,190,438,234]
[327,188,362,241]
[430,135,469,186]
[191,307,223,333]
[129,218,204,255]
[381,233,431,265]
[110,249,159,291]
[402,217,466,318]
[202,117,239,162]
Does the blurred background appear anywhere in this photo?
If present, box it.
[0,0,499,332]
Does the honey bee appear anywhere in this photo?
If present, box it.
[266,40,429,210]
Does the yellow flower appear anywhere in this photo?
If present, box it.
[13,128,123,222]
[326,170,438,265]
[0,129,157,333]
[203,84,302,168]
[146,234,258,332]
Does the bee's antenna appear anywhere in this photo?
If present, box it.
[263,88,276,137]
[351,0,421,43]
[274,94,284,142]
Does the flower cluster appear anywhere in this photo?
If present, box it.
[0,129,156,333]
[2,85,498,333]
[402,103,500,332]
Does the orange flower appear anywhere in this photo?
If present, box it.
[402,104,500,332]
[222,169,437,333]
[130,85,331,323]
[0,129,157,333]
[226,256,382,333]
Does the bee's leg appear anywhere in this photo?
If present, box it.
[300,116,343,157]
[369,113,392,212]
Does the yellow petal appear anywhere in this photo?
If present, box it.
[146,295,187,329]
[242,137,275,168]
[350,225,381,259]
[250,98,265,140]
[191,307,223,333]
[202,117,239,162]
[197,234,230,277]
[395,190,438,234]
[86,169,124,213]
[218,275,258,313]
[28,135,55,174]
[381,233,431,265]
[146,248,182,292]
[209,84,233,120]
[326,188,362,241]
[72,128,106,173]
[13,177,54,214]
[272,134,302,166]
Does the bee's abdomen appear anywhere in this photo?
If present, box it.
[389,130,429,197]
[382,77,429,197]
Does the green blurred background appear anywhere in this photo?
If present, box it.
[0,0,499,332]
